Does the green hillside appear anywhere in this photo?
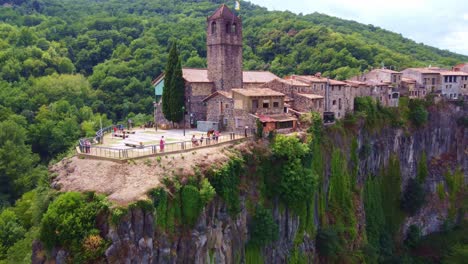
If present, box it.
[0,1,466,262]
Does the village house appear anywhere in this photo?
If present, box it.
[358,68,402,89]
[401,77,425,99]
[259,78,324,113]
[231,88,296,133]
[439,71,468,99]
[401,68,441,95]
[453,63,468,73]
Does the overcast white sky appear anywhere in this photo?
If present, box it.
[248,0,468,56]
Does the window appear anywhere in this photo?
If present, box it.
[331,87,334,91]
[432,78,435,85]
[332,100,336,105]
[225,23,231,33]
[339,86,341,91]
[231,23,237,34]
[225,104,230,109]
[252,99,259,109]
[454,76,457,82]
[338,98,342,110]
[273,101,279,108]
[211,22,217,34]
[278,121,294,129]
[321,84,324,90]
[262,100,269,108]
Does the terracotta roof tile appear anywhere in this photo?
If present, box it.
[202,91,232,102]
[439,71,468,76]
[243,71,280,83]
[297,93,324,100]
[372,68,401,74]
[178,68,279,84]
[232,88,285,97]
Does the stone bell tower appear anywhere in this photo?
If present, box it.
[207,4,243,91]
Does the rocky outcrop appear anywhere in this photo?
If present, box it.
[35,103,466,263]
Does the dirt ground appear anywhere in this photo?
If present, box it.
[50,141,252,206]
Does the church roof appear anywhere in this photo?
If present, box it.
[177,68,279,84]
[202,91,232,102]
[232,88,285,97]
[208,4,239,21]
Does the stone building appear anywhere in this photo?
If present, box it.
[401,77,425,99]
[440,71,468,99]
[453,63,468,72]
[358,68,402,88]
[259,78,324,113]
[401,68,441,94]
[287,75,350,119]
[202,91,233,130]
[231,88,295,133]
[152,5,279,128]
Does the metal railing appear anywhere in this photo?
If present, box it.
[78,132,251,160]
[78,124,124,150]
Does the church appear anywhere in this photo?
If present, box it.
[152,4,297,132]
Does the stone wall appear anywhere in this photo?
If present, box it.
[186,82,214,125]
[294,94,324,113]
[205,94,234,131]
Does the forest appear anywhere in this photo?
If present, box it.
[0,0,467,263]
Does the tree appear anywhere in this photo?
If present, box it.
[401,178,425,215]
[163,42,185,124]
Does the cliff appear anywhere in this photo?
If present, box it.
[34,103,467,263]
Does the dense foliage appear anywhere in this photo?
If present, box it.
[39,192,108,262]
[248,205,278,247]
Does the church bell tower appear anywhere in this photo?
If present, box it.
[207,4,243,91]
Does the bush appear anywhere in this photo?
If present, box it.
[0,209,26,259]
[249,205,278,247]
[208,158,243,215]
[39,192,108,251]
[316,228,341,258]
[181,185,201,226]
[405,225,421,249]
[199,178,216,205]
[401,178,425,215]
[408,100,428,127]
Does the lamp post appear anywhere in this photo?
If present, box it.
[182,106,186,137]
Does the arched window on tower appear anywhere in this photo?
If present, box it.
[211,22,217,34]
[225,23,231,33]
[232,23,237,34]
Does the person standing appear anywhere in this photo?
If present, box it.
[199,134,204,146]
[160,136,165,152]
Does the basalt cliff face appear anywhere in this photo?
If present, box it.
[34,104,466,264]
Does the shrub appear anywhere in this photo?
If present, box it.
[39,192,108,251]
[400,178,425,215]
[416,152,428,183]
[0,209,26,259]
[249,205,278,247]
[199,178,216,205]
[408,100,428,127]
[181,185,201,226]
[404,225,421,249]
[208,158,243,215]
[316,228,341,258]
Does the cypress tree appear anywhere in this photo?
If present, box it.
[171,52,185,123]
[162,42,177,122]
[162,42,185,124]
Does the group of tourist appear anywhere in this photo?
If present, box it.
[191,130,220,147]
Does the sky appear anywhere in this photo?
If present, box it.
[247,0,468,56]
